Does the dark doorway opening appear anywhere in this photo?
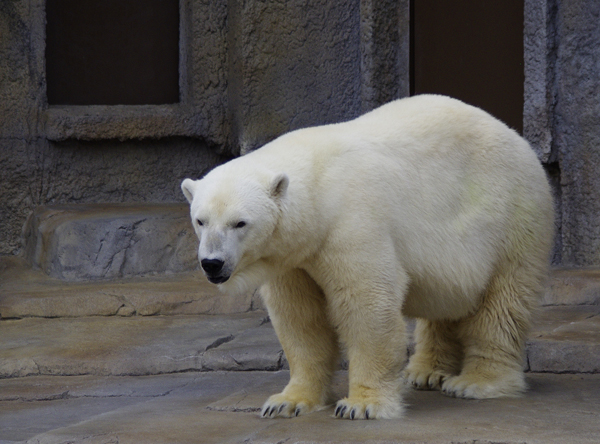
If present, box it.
[46,0,180,106]
[410,0,524,133]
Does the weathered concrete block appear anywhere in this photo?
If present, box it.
[23,204,199,281]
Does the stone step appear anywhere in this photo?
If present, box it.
[2,256,600,320]
[23,203,198,281]
[0,306,598,378]
[0,257,262,318]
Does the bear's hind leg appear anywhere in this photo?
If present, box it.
[404,319,463,390]
[441,266,539,399]
[260,269,339,418]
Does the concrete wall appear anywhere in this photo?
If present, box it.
[2,0,600,267]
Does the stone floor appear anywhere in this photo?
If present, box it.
[1,257,599,443]
[2,371,600,444]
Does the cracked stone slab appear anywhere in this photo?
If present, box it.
[205,371,289,413]
[0,313,268,378]
[0,373,195,402]
[202,321,284,371]
[1,306,599,378]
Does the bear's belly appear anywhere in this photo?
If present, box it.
[401,279,483,320]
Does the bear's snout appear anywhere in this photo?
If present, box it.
[200,258,229,284]
[201,258,224,274]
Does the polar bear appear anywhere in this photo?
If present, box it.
[181,95,554,420]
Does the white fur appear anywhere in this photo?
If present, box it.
[182,95,554,419]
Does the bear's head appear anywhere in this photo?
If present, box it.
[181,166,289,294]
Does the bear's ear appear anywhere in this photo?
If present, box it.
[181,179,197,204]
[269,173,289,199]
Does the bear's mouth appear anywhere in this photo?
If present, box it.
[207,275,230,284]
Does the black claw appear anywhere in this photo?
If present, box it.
[350,409,355,420]
[269,406,276,416]
[340,406,347,417]
[335,405,342,417]
[262,407,269,417]
[365,409,370,420]
[278,404,286,414]
[295,408,300,417]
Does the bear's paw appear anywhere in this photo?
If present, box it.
[260,393,324,419]
[403,366,451,391]
[441,371,526,399]
[333,396,404,420]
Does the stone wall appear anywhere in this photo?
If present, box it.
[0,0,229,255]
[2,0,600,266]
[0,0,407,257]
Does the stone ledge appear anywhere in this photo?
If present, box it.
[543,268,600,305]
[44,105,206,142]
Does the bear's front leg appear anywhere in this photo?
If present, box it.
[328,274,408,420]
[260,269,339,418]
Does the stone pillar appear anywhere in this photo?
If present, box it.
[553,0,600,266]
[360,0,410,113]
[227,0,364,155]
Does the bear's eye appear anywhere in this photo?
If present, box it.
[196,219,204,227]
[234,221,247,229]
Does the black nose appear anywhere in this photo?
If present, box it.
[201,258,224,275]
